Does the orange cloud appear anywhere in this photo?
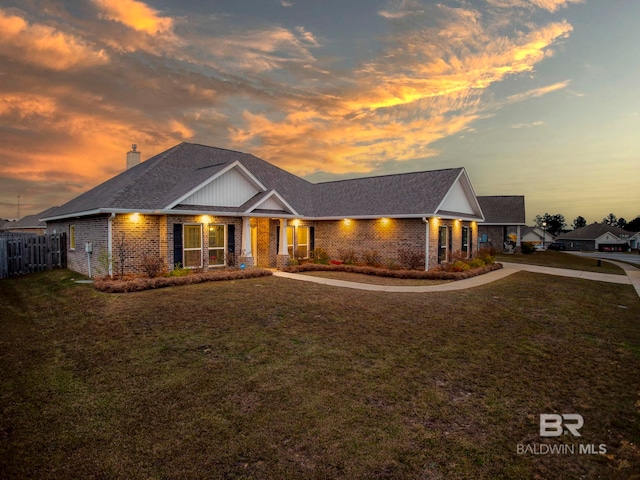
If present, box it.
[92,0,174,35]
[0,9,108,70]
[486,0,584,12]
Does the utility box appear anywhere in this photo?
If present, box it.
[85,242,93,253]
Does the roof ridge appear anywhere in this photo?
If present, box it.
[315,167,463,185]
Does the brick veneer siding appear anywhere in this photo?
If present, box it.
[478,225,505,251]
[48,215,110,277]
[313,218,474,270]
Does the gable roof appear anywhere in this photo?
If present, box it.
[477,196,526,225]
[43,142,485,222]
[556,223,636,241]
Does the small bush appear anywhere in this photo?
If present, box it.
[311,248,330,264]
[521,242,535,254]
[361,249,382,267]
[474,247,495,265]
[140,255,165,278]
[398,248,424,270]
[337,248,359,265]
[169,263,190,277]
[468,258,485,268]
[451,260,470,272]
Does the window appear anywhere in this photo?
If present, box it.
[462,226,469,256]
[208,224,225,267]
[183,224,202,268]
[287,226,295,257]
[70,225,76,250]
[296,226,310,259]
[438,226,448,263]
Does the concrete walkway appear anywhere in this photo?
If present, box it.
[273,261,640,296]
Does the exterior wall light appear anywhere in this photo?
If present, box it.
[130,212,140,222]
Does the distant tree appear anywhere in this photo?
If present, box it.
[572,216,587,230]
[625,216,640,232]
[534,213,566,237]
[617,217,627,229]
[602,213,617,226]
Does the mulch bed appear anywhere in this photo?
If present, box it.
[282,262,503,280]
[94,268,272,293]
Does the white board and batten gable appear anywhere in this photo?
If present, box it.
[245,190,298,216]
[435,170,484,220]
[167,161,266,209]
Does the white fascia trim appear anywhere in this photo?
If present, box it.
[244,190,299,216]
[310,213,482,221]
[434,169,485,222]
[164,160,267,210]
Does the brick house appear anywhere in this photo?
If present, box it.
[43,142,488,277]
[555,223,640,252]
[476,196,526,253]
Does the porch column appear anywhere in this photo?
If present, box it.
[515,225,522,254]
[242,217,254,267]
[424,218,430,271]
[277,218,289,268]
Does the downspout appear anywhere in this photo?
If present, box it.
[108,212,115,277]
[423,217,429,271]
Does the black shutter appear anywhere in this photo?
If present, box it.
[173,223,183,267]
[309,226,315,251]
[227,224,235,253]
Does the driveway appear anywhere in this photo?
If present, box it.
[569,251,640,266]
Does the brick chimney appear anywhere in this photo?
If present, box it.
[126,144,141,170]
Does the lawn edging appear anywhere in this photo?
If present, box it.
[282,262,503,280]
[94,268,272,293]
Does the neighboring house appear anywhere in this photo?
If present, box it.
[476,196,526,253]
[43,142,489,277]
[521,226,556,247]
[0,219,8,231]
[556,223,640,252]
[2,207,58,235]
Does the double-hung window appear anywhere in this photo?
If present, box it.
[462,226,470,256]
[208,224,225,267]
[296,226,310,259]
[183,224,202,268]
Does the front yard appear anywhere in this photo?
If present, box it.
[1,269,639,479]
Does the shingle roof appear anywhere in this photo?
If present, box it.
[556,223,634,241]
[43,142,482,221]
[6,207,59,229]
[477,196,526,225]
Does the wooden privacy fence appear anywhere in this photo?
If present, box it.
[0,233,67,278]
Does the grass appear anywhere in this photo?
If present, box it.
[496,250,626,275]
[1,269,640,479]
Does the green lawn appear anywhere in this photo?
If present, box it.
[1,269,639,479]
[495,250,626,275]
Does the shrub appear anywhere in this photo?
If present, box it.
[140,255,165,278]
[475,247,495,265]
[337,248,359,265]
[468,258,485,268]
[451,260,470,272]
[311,247,330,264]
[361,249,382,267]
[521,242,536,254]
[398,248,424,270]
[169,263,190,277]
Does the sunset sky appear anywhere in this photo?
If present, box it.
[1,0,638,225]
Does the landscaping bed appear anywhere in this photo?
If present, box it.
[94,268,272,293]
[282,262,503,280]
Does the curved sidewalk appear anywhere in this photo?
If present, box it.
[273,262,639,295]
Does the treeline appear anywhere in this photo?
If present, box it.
[533,213,640,236]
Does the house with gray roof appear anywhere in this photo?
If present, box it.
[476,196,526,253]
[3,207,59,235]
[43,142,490,277]
[556,223,640,252]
